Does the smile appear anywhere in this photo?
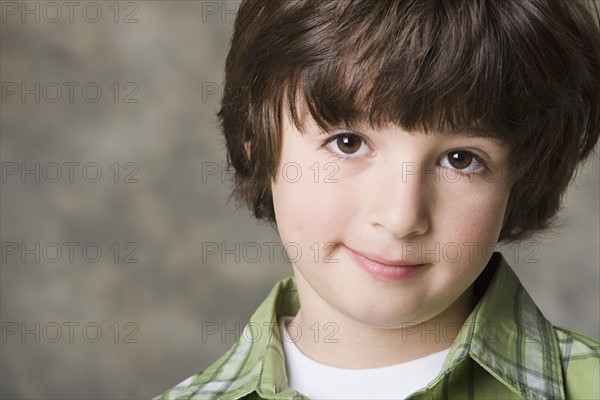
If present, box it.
[343,244,429,281]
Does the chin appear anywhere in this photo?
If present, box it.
[336,298,426,329]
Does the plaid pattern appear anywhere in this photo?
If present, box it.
[155,253,600,400]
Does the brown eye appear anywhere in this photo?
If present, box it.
[336,134,362,154]
[447,151,473,170]
[440,150,488,174]
[320,132,370,161]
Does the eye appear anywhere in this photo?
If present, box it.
[321,133,370,159]
[440,150,488,174]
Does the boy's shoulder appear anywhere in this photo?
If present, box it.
[455,252,599,399]
[445,252,600,400]
[153,275,304,400]
[553,326,600,399]
[154,254,599,400]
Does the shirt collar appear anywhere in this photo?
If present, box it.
[442,252,565,400]
[236,252,565,400]
[229,276,301,399]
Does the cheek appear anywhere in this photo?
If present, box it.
[271,168,352,248]
[434,183,510,250]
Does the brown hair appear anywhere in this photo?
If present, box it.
[218,0,600,243]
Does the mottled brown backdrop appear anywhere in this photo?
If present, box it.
[1,1,598,399]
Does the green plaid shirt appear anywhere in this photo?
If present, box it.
[155,253,600,400]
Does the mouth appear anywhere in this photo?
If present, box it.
[342,244,429,281]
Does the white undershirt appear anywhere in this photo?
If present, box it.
[279,316,450,400]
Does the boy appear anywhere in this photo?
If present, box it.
[156,0,600,399]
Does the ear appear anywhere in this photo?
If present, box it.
[243,141,251,160]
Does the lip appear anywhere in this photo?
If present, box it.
[343,244,429,281]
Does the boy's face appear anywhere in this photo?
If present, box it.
[271,105,512,328]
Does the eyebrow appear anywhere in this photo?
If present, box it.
[464,130,507,147]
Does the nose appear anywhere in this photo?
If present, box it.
[367,161,430,239]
